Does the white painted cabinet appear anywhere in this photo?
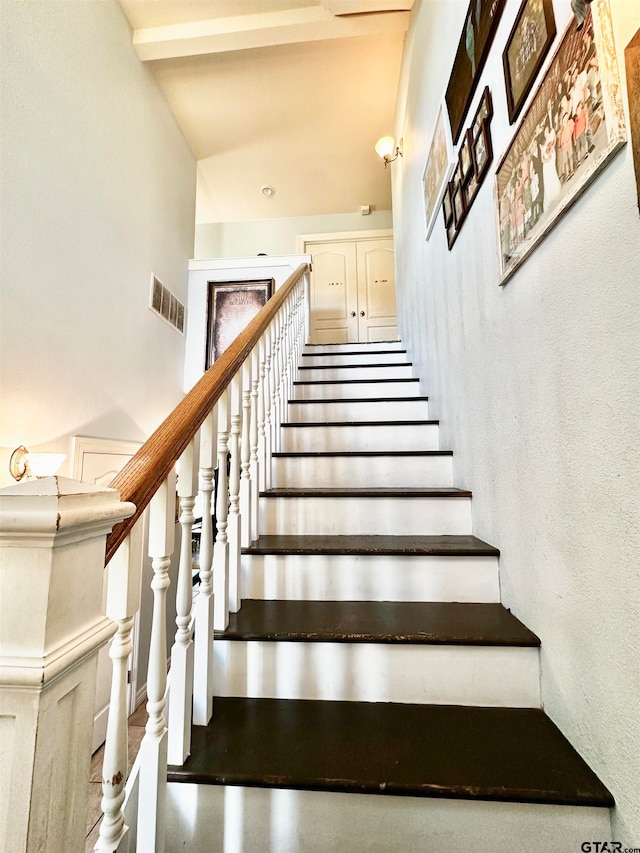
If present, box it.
[305,235,397,344]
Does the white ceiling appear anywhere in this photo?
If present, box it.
[118,1,413,224]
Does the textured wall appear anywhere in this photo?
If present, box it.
[0,0,196,484]
[394,0,639,841]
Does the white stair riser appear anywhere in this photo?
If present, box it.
[303,342,404,355]
[286,398,429,422]
[213,642,541,707]
[300,352,407,366]
[167,784,612,853]
[280,423,439,453]
[259,496,472,536]
[270,454,453,488]
[293,380,421,400]
[297,365,412,382]
[241,554,500,602]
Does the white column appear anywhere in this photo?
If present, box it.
[136,470,176,853]
[214,389,231,630]
[168,438,199,765]
[240,358,253,549]
[227,373,242,614]
[0,477,134,853]
[96,523,144,853]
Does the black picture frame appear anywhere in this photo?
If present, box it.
[503,0,557,125]
[471,86,494,139]
[452,180,467,229]
[472,121,493,181]
[459,130,474,182]
[442,183,454,225]
[445,0,507,144]
[206,279,273,369]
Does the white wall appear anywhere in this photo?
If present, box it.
[0,0,196,486]
[394,0,639,842]
[194,210,393,258]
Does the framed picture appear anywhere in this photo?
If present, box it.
[422,99,456,239]
[472,86,494,138]
[473,121,493,180]
[503,0,557,125]
[464,172,479,206]
[446,217,458,250]
[452,180,466,229]
[624,28,640,211]
[442,183,454,225]
[206,279,273,367]
[445,0,507,143]
[459,130,474,182]
[495,0,627,285]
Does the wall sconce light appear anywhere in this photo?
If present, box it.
[9,446,67,481]
[375,136,403,168]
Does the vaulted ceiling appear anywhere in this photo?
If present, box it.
[118,1,414,223]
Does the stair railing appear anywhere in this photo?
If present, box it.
[95,262,309,852]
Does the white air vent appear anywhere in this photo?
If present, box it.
[150,275,185,334]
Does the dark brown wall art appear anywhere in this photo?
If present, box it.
[206,280,273,368]
[503,0,557,124]
[625,28,640,213]
[445,0,507,144]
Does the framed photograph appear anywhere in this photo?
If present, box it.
[445,0,507,143]
[473,121,493,180]
[495,0,627,285]
[446,217,458,250]
[452,180,466,229]
[464,172,479,206]
[503,0,557,125]
[206,279,273,367]
[422,99,456,239]
[472,86,494,138]
[459,130,474,182]
[624,28,640,211]
[442,183,454,225]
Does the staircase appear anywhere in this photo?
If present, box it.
[166,341,613,852]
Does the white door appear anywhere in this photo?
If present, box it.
[73,437,143,753]
[306,236,397,344]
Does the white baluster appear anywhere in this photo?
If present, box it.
[227,373,242,615]
[168,438,198,765]
[250,346,261,542]
[271,316,281,452]
[303,268,312,344]
[193,410,216,726]
[214,388,231,630]
[95,524,144,853]
[137,470,176,853]
[262,327,273,490]
[240,358,253,548]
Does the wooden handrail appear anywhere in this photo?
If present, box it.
[105,262,308,564]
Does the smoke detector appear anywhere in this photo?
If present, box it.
[260,185,276,198]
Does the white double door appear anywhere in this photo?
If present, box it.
[306,236,397,344]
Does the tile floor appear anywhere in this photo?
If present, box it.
[85,703,147,851]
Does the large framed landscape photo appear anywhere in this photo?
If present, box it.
[495,0,627,285]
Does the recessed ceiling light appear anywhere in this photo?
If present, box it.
[260,185,276,198]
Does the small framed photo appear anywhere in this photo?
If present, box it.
[442,183,453,225]
[459,130,474,183]
[446,216,458,250]
[452,180,466,229]
[464,171,479,207]
[472,86,494,138]
[473,122,492,181]
[503,0,556,125]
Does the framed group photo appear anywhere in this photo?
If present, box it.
[495,0,627,284]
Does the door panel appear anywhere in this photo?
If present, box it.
[309,244,358,343]
[356,240,397,342]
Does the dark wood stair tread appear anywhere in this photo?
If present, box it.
[273,450,453,458]
[243,534,498,555]
[215,601,539,646]
[168,697,613,807]
[260,487,471,498]
[288,395,428,403]
[281,420,438,428]
[301,350,407,358]
[298,363,411,370]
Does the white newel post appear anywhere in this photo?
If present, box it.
[136,471,176,853]
[214,389,231,630]
[193,410,216,727]
[227,373,242,615]
[0,477,134,853]
[167,437,199,765]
